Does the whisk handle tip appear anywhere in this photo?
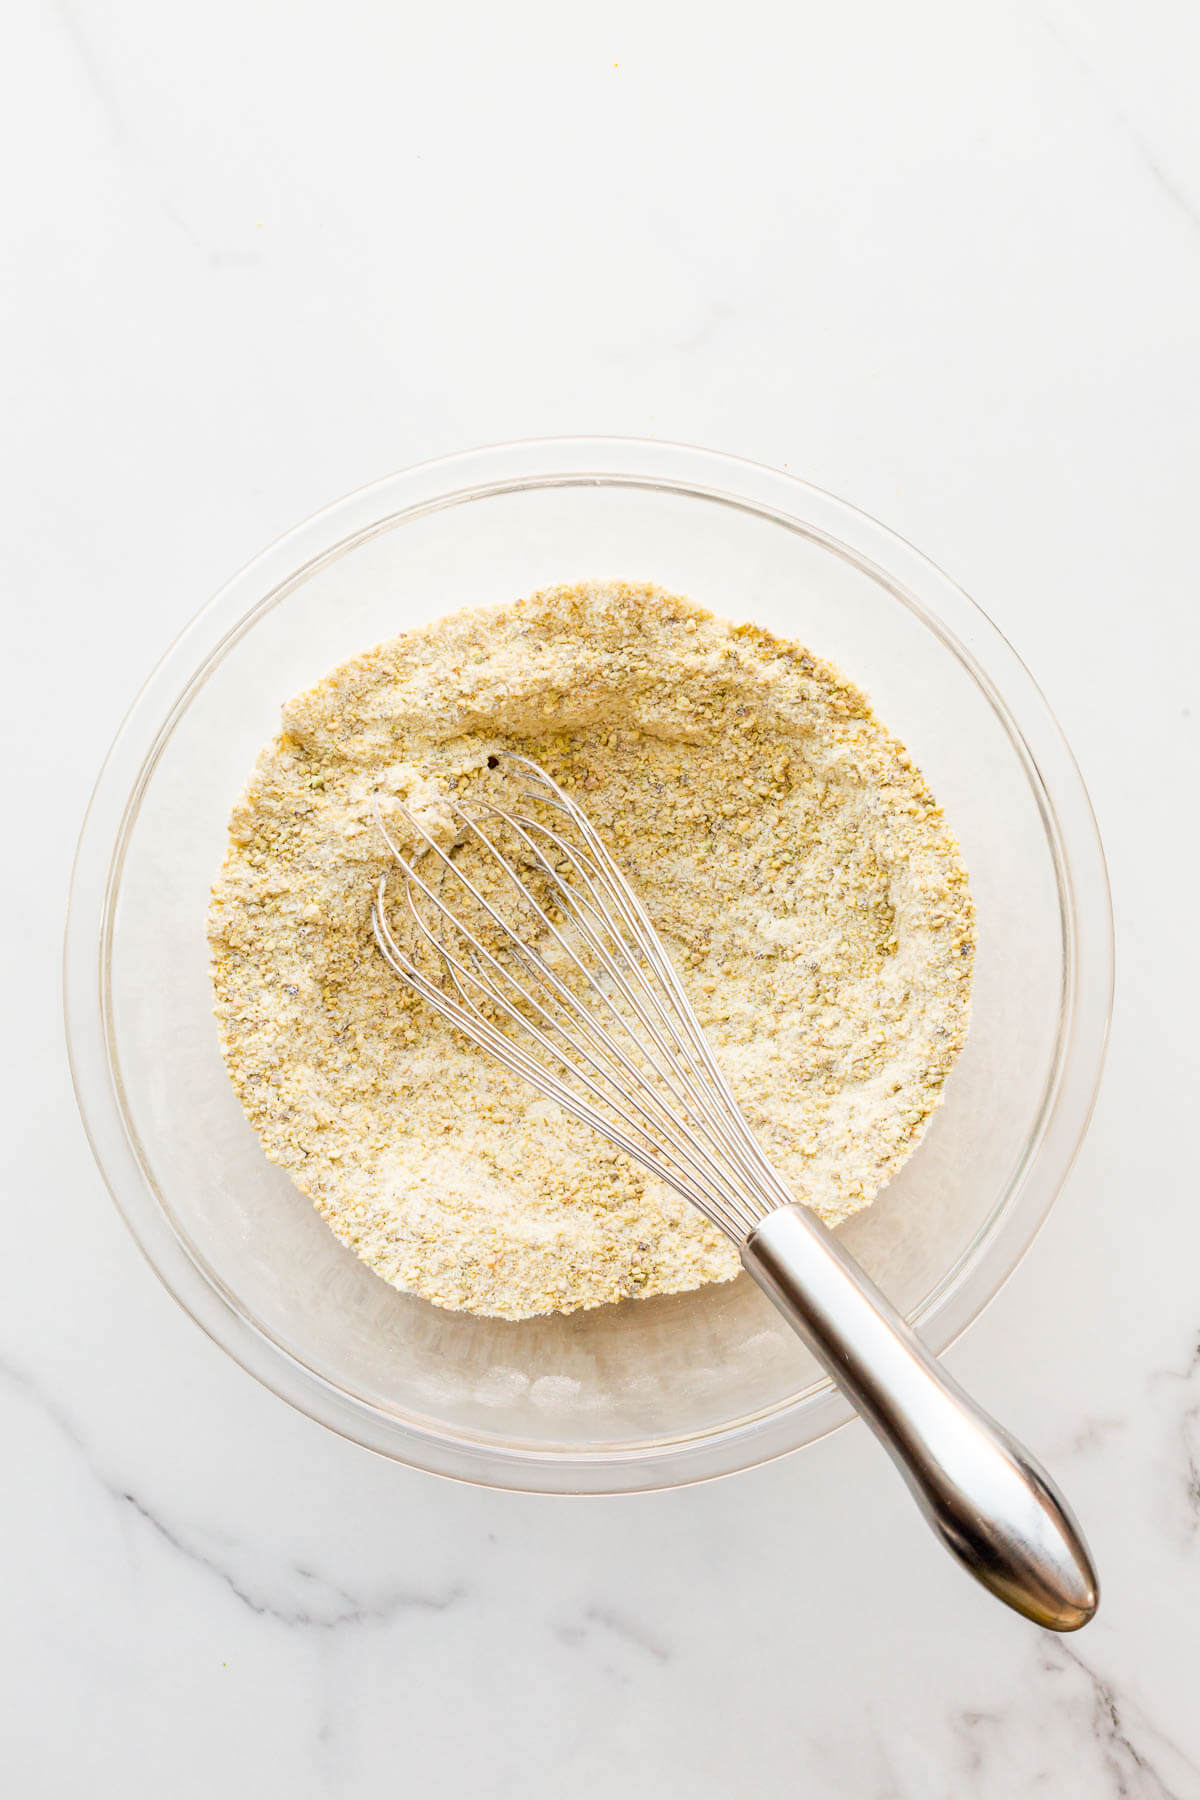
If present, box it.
[742,1203,1098,1631]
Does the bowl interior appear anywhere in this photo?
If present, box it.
[104,475,1065,1477]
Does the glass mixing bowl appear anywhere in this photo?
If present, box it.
[65,439,1112,1492]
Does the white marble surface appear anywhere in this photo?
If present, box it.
[3,0,1199,1792]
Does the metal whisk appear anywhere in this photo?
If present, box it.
[372,754,1097,1630]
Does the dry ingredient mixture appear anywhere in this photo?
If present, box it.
[209,582,974,1320]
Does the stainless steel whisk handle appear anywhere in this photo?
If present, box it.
[742,1205,1098,1631]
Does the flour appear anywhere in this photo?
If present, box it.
[208,582,974,1320]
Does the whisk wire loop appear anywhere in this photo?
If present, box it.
[377,805,755,1226]
[372,877,745,1223]
[370,756,788,1240]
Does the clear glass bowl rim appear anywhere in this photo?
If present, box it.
[64,436,1113,1493]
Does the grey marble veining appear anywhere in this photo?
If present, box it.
[1,1354,467,1631]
